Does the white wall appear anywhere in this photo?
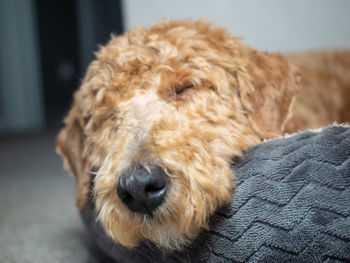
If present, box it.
[123,0,350,52]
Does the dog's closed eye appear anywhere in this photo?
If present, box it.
[172,81,195,98]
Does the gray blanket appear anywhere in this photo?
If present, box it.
[82,126,350,262]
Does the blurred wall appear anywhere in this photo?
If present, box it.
[123,0,350,52]
[0,0,44,133]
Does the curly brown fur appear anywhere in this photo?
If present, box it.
[56,19,350,250]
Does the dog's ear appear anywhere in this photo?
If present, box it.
[236,50,300,139]
[56,112,90,211]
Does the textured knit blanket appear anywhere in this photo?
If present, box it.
[82,126,350,263]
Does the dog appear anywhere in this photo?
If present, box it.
[57,19,350,250]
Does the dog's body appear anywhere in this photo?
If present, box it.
[286,51,350,132]
[57,20,350,250]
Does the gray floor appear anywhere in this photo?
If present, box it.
[0,130,109,263]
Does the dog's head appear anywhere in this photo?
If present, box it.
[57,20,300,249]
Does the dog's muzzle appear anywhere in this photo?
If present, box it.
[117,165,168,216]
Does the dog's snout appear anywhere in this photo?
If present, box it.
[117,165,168,215]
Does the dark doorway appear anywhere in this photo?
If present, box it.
[35,0,124,127]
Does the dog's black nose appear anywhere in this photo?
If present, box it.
[117,165,168,215]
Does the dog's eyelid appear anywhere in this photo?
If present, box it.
[108,109,120,121]
[172,81,195,96]
[109,114,117,121]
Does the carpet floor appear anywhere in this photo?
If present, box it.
[0,130,113,263]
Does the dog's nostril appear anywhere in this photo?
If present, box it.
[117,165,168,215]
[145,183,165,193]
[121,191,134,204]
